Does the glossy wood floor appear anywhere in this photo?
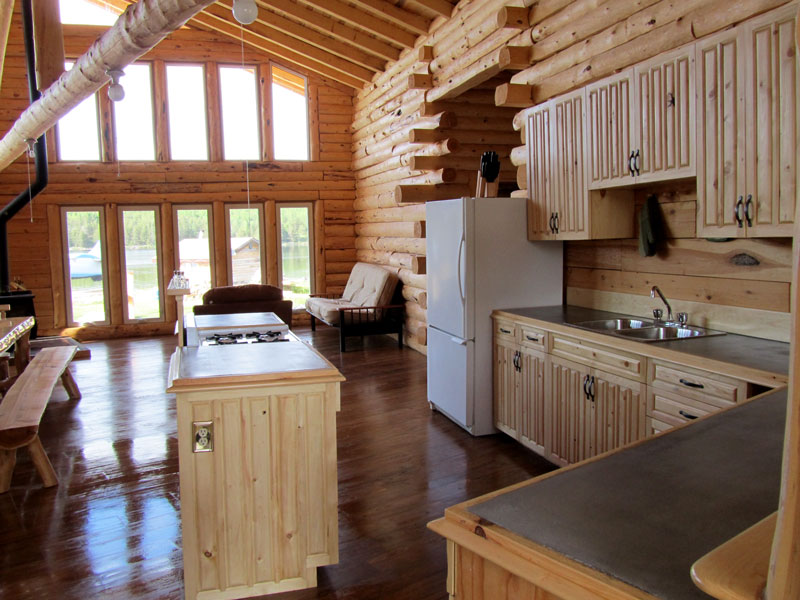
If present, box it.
[0,327,555,599]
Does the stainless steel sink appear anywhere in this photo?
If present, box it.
[568,318,726,343]
[572,318,655,332]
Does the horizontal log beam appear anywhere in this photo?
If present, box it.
[394,183,469,203]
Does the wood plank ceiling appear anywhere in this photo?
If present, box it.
[102,0,456,89]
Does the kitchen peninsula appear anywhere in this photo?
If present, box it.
[167,336,344,600]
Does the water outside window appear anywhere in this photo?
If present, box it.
[58,62,101,161]
[166,64,209,160]
[114,64,156,161]
[228,208,263,285]
[176,208,213,313]
[272,66,309,160]
[219,66,259,160]
[121,210,161,320]
[278,205,312,306]
[65,210,107,324]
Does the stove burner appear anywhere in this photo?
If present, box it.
[202,330,287,346]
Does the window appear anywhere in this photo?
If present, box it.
[174,207,214,313]
[166,64,209,160]
[271,65,309,160]
[113,63,156,161]
[277,203,313,306]
[58,62,101,161]
[120,208,163,321]
[219,66,260,160]
[59,0,119,25]
[226,206,264,285]
[63,208,108,325]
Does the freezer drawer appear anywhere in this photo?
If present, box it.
[427,326,474,433]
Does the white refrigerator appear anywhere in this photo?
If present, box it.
[426,196,563,435]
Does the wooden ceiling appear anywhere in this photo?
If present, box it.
[101,0,457,90]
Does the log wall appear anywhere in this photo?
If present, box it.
[0,15,355,338]
[353,0,796,349]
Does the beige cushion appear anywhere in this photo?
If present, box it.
[305,297,359,325]
[342,263,398,307]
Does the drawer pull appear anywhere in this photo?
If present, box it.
[679,378,704,389]
[679,410,699,420]
[525,335,539,342]
[499,328,512,334]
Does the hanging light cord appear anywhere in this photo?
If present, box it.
[24,139,35,222]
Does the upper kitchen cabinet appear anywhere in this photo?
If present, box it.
[586,46,695,190]
[526,89,633,242]
[697,3,799,238]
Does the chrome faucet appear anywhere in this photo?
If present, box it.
[650,286,673,322]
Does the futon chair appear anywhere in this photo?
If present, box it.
[305,262,403,351]
[193,284,293,327]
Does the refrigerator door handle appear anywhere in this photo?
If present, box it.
[456,233,466,305]
[450,336,467,345]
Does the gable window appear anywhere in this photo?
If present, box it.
[113,63,156,161]
[271,65,309,161]
[119,208,163,321]
[59,0,119,25]
[219,66,260,160]
[226,206,264,285]
[277,203,314,307]
[63,208,108,325]
[166,64,209,160]
[57,62,101,161]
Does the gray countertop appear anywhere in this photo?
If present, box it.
[498,305,790,378]
[471,388,787,599]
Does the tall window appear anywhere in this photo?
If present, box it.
[63,209,108,325]
[277,203,313,306]
[113,63,156,161]
[59,0,119,25]
[174,207,214,313]
[219,66,259,160]
[227,206,263,285]
[120,208,162,321]
[166,64,208,160]
[58,62,101,161]
[271,65,309,160]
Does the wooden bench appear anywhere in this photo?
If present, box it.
[0,346,81,493]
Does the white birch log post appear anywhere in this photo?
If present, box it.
[0,0,218,171]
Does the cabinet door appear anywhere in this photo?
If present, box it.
[696,28,747,238]
[592,370,647,456]
[586,71,635,190]
[546,355,592,466]
[493,337,519,439]
[743,5,798,236]
[551,91,588,239]
[526,107,556,240]
[634,45,695,184]
[518,346,547,456]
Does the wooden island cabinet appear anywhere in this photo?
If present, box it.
[167,337,344,600]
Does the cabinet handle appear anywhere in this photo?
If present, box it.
[628,151,635,177]
[735,196,744,227]
[514,351,521,372]
[633,149,640,176]
[553,212,559,234]
[589,376,595,401]
[525,335,539,342]
[679,378,704,389]
[679,410,699,420]
[583,375,590,399]
[744,194,753,227]
[548,213,555,233]
[499,327,511,334]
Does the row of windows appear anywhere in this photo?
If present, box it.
[58,62,310,162]
[62,204,314,326]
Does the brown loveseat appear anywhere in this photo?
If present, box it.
[193,284,293,327]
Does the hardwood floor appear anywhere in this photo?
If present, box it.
[0,327,555,599]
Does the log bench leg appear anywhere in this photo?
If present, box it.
[0,449,16,493]
[61,368,81,400]
[27,436,58,488]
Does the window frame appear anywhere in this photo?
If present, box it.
[218,63,262,161]
[61,206,110,326]
[275,201,315,301]
[111,61,157,162]
[225,203,266,286]
[56,61,103,162]
[173,203,217,292]
[165,62,211,161]
[117,205,165,324]
[270,62,310,162]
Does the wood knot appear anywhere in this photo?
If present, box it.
[731,253,760,266]
[474,525,486,538]
[286,533,293,540]
[204,550,213,558]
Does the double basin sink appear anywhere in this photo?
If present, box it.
[569,318,725,343]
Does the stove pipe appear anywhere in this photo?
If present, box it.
[0,0,49,293]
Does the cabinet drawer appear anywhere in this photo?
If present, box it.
[519,324,547,350]
[494,318,516,343]
[550,333,646,381]
[647,387,731,429]
[648,359,748,406]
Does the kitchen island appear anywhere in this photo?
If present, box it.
[168,335,344,600]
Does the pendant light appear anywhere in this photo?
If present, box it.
[106,69,125,102]
[232,0,258,25]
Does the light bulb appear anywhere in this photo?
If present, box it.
[108,82,125,102]
[232,0,258,24]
